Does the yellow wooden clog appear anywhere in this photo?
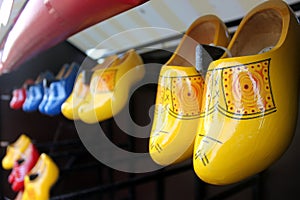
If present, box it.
[2,134,31,170]
[22,153,59,200]
[61,56,118,120]
[78,49,144,124]
[193,0,300,185]
[149,15,231,166]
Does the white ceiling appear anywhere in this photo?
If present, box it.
[1,0,300,61]
[68,0,300,60]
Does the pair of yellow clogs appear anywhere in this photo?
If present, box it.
[61,49,145,124]
[150,0,300,185]
[2,135,59,200]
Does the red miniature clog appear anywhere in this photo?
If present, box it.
[10,79,34,110]
[8,143,39,192]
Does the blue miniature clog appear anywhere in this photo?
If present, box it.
[42,62,79,116]
[38,64,69,115]
[22,71,54,112]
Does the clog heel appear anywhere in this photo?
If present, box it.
[61,55,117,120]
[61,70,90,120]
[149,15,231,166]
[193,0,300,185]
[2,134,31,170]
[22,153,59,200]
[78,49,144,124]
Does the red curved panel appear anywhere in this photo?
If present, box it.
[0,0,148,74]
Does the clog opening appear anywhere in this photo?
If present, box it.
[189,21,217,45]
[167,21,216,67]
[230,9,282,57]
[17,158,25,165]
[29,173,39,181]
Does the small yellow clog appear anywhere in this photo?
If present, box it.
[193,0,300,185]
[22,153,59,200]
[78,49,144,124]
[2,134,31,170]
[149,15,231,166]
[61,56,118,120]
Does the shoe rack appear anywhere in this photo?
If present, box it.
[1,1,300,200]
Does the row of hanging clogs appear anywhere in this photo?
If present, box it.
[10,62,79,116]
[2,134,59,200]
[9,49,144,121]
[149,0,300,186]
